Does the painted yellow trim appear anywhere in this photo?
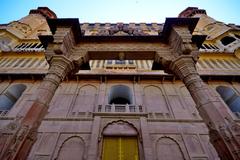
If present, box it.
[199,53,237,60]
[102,136,139,160]
[0,52,45,58]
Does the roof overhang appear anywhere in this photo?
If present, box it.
[47,18,82,43]
[161,17,199,40]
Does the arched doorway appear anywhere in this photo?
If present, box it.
[101,121,139,160]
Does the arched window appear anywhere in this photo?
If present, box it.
[0,84,26,113]
[108,85,133,104]
[220,36,236,46]
[216,86,240,113]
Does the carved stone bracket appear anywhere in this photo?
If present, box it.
[169,25,199,59]
[40,18,85,71]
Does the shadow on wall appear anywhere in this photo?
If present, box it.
[108,85,133,104]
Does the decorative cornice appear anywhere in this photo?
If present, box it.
[29,7,57,19]
[161,18,199,42]
[40,18,203,44]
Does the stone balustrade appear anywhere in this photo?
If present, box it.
[97,104,143,113]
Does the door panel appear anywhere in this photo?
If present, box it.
[102,137,139,160]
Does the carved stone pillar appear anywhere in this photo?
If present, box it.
[0,19,84,160]
[169,56,240,160]
[157,19,240,159]
[0,55,75,160]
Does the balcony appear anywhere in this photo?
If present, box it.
[97,104,143,113]
[0,110,9,117]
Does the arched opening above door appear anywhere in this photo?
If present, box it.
[108,85,133,104]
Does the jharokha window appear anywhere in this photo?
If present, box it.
[0,84,26,116]
[220,36,236,46]
[216,86,240,118]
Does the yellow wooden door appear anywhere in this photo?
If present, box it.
[102,136,139,160]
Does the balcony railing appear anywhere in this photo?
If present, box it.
[97,104,143,113]
[0,110,9,116]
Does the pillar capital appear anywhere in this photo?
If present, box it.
[39,18,87,72]
[47,55,75,80]
[169,55,197,80]
[154,18,203,72]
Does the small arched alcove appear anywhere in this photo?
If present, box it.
[72,84,97,113]
[108,85,133,104]
[216,86,240,113]
[156,137,185,160]
[0,84,26,111]
[143,85,169,113]
[56,136,85,160]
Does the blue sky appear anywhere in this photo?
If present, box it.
[1,0,240,24]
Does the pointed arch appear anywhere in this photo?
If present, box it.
[102,120,138,136]
[78,84,98,98]
[143,85,169,113]
[185,135,204,154]
[56,136,85,160]
[156,137,185,160]
[101,120,140,160]
[72,84,97,113]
